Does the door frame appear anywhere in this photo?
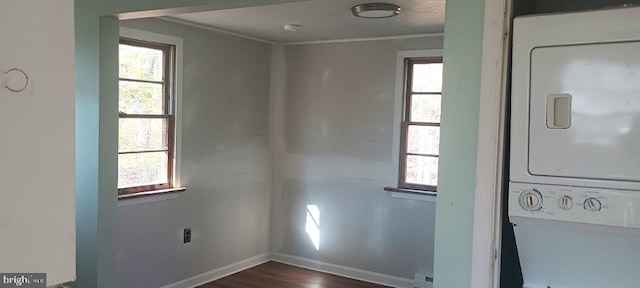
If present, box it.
[471,0,513,287]
[85,0,514,286]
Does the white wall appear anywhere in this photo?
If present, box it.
[116,18,272,288]
[0,1,75,286]
[270,37,443,281]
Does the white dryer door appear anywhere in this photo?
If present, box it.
[528,41,640,182]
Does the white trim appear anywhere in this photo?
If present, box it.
[471,1,511,288]
[160,16,275,44]
[160,253,271,288]
[270,253,418,288]
[117,192,179,207]
[118,27,185,189]
[284,32,444,45]
[158,253,419,288]
[391,49,443,194]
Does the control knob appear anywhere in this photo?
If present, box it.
[558,195,573,210]
[583,197,602,212]
[519,189,543,211]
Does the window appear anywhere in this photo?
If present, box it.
[118,38,177,196]
[398,58,443,192]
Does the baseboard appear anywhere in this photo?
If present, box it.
[270,253,416,288]
[160,252,426,288]
[160,253,270,288]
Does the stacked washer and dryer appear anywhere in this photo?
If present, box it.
[509,6,640,288]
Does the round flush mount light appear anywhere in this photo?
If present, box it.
[284,23,303,32]
[352,3,401,19]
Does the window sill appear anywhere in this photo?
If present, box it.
[384,186,436,202]
[117,187,186,206]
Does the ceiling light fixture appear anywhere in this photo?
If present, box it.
[352,3,401,19]
[284,23,303,32]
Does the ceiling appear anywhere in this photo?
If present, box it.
[170,0,445,44]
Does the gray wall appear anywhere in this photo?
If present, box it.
[117,18,272,288]
[270,37,443,280]
[0,2,75,285]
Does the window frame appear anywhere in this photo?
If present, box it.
[398,58,442,192]
[387,49,443,196]
[117,27,184,198]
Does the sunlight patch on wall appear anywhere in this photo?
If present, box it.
[306,205,320,250]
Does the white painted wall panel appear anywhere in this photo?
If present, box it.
[271,37,443,280]
[0,0,76,286]
[116,19,272,288]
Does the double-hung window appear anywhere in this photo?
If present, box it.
[118,38,177,196]
[398,58,443,192]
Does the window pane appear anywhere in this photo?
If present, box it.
[119,118,168,152]
[411,94,441,122]
[407,125,440,155]
[405,155,438,187]
[412,63,443,92]
[118,152,168,188]
[119,44,164,81]
[119,81,164,114]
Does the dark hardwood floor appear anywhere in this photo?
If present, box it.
[198,261,390,288]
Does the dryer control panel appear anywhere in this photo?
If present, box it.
[509,182,640,229]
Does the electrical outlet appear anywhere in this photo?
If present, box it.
[183,227,192,244]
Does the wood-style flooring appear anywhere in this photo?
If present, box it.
[198,261,390,288]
